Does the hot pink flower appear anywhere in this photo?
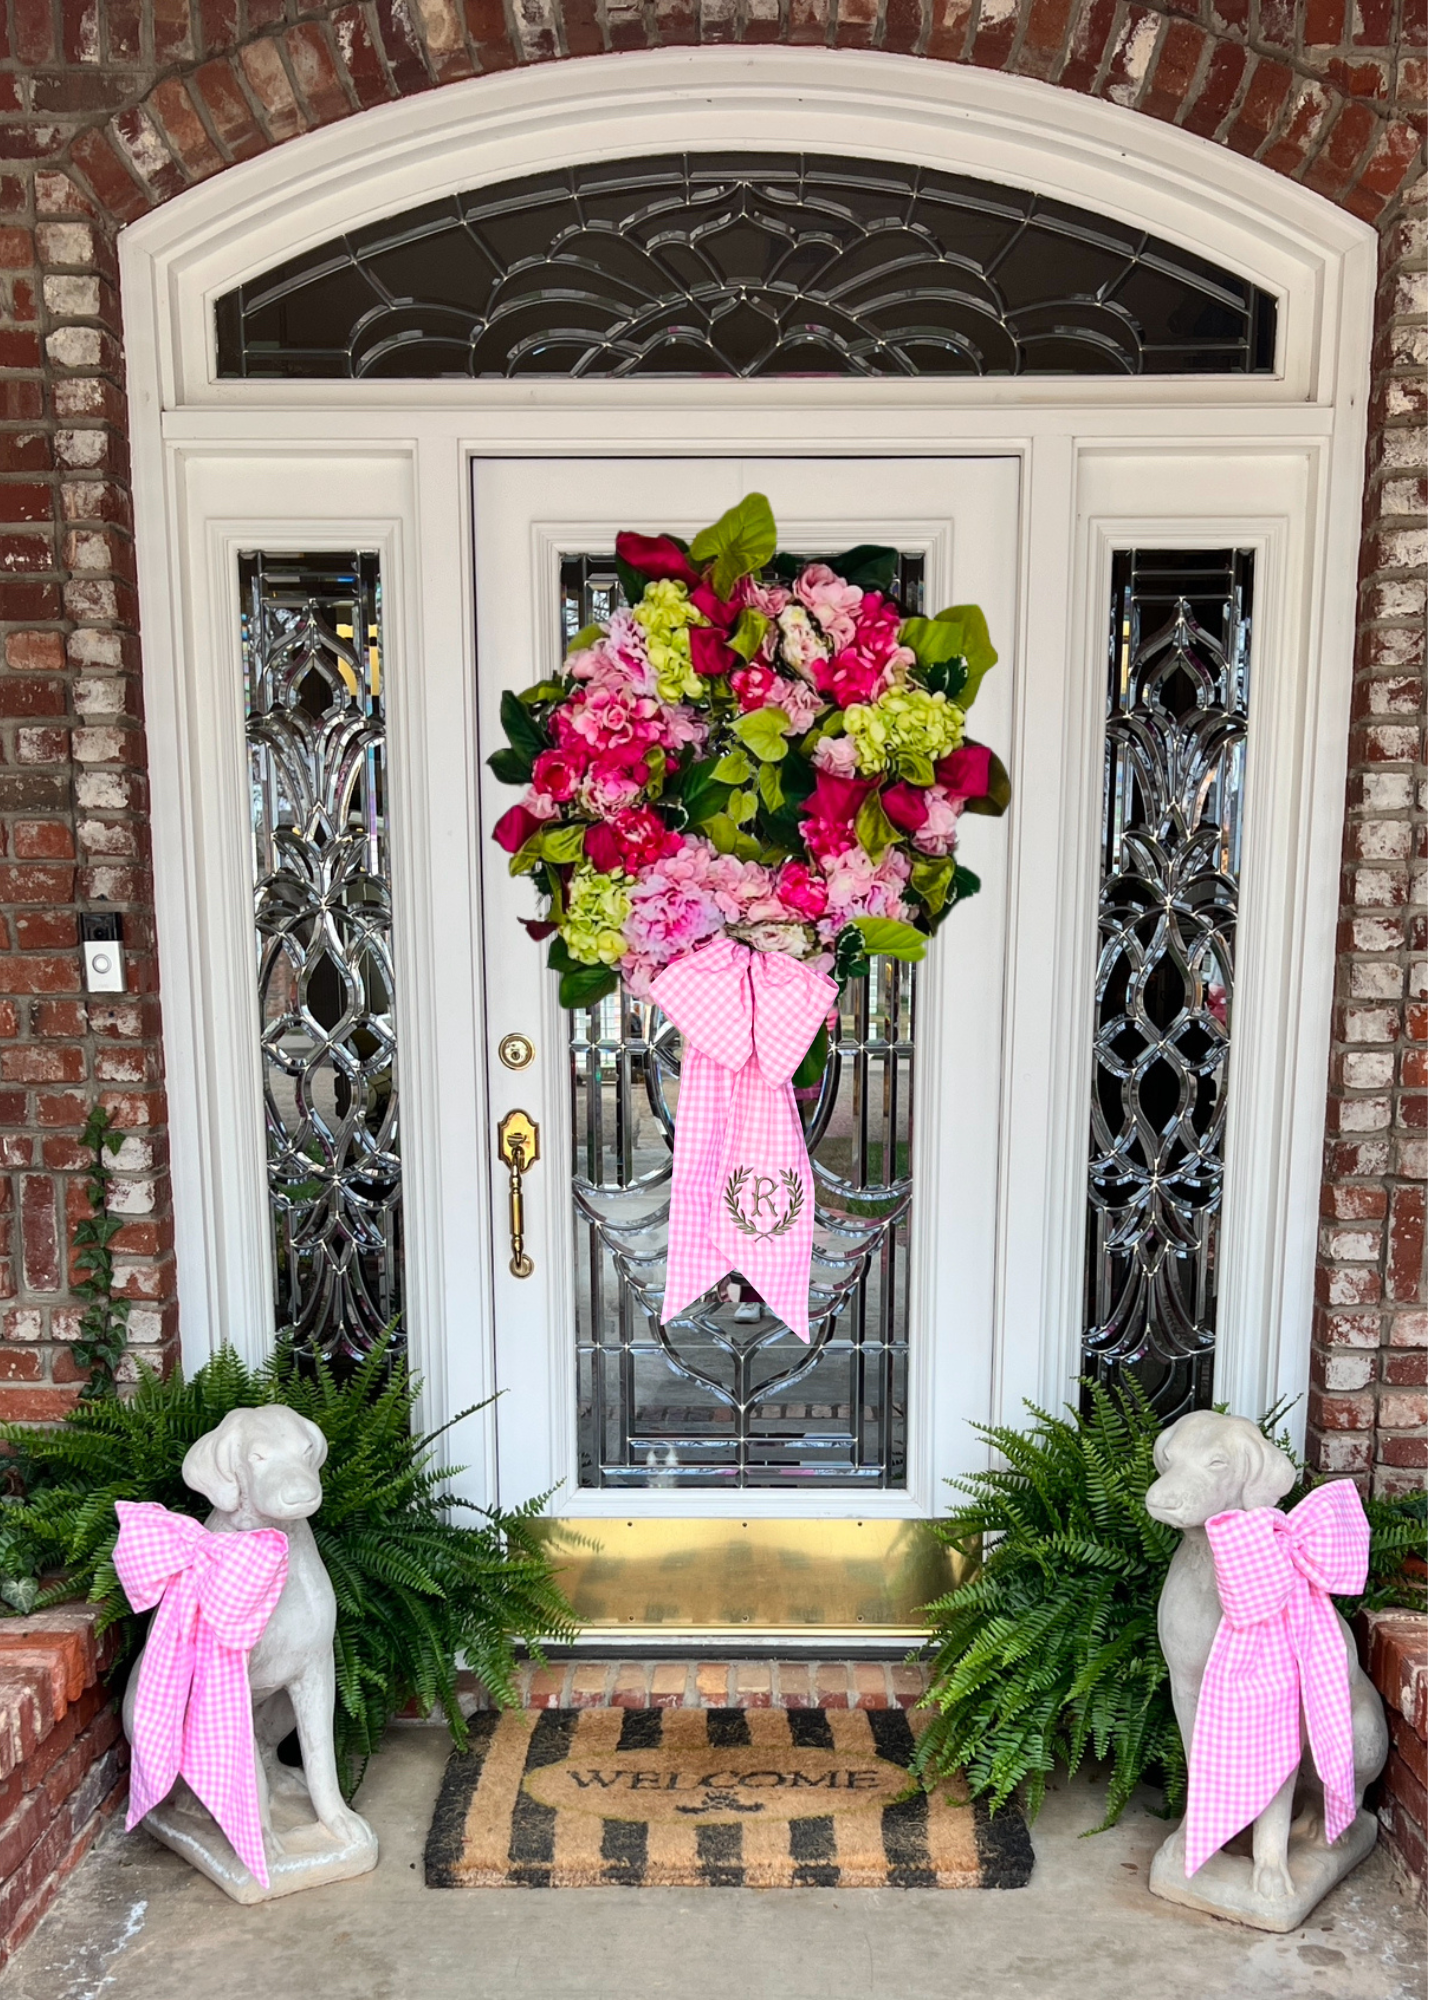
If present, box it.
[807,770,877,826]
[776,862,829,920]
[563,684,664,756]
[730,662,781,711]
[606,807,682,872]
[802,816,859,861]
[615,531,699,587]
[814,593,915,706]
[531,747,584,802]
[493,804,543,855]
[795,563,863,649]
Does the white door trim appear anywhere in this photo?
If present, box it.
[119,51,1374,1486]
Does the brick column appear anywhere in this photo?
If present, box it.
[1309,173,1427,1497]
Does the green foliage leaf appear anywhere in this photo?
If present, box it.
[849,916,927,962]
[713,750,752,784]
[895,752,935,787]
[564,625,604,656]
[673,756,733,829]
[689,493,778,599]
[909,857,956,915]
[536,822,588,866]
[486,746,533,787]
[518,678,569,705]
[726,788,757,827]
[728,609,769,662]
[833,926,871,983]
[791,1025,829,1091]
[930,605,998,708]
[499,689,548,765]
[732,707,790,764]
[558,964,618,1009]
[900,616,969,670]
[756,761,785,813]
[854,791,899,861]
[614,557,650,608]
[0,1334,576,1795]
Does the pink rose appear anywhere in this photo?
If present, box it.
[935,743,994,799]
[531,747,584,802]
[881,781,930,834]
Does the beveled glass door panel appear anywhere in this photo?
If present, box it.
[473,458,1017,1521]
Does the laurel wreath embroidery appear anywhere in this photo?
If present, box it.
[722,1166,805,1242]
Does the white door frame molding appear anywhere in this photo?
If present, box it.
[120,50,1375,1489]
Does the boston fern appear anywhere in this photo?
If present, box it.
[912,1382,1427,1834]
[0,1338,576,1792]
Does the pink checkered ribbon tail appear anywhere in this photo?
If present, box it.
[114,1499,288,1888]
[652,939,837,1343]
[1184,1480,1369,1878]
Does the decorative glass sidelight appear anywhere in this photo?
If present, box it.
[1082,548,1253,1419]
[240,551,403,1363]
[216,152,1277,382]
[561,553,922,1489]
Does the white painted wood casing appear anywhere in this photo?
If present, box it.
[119,50,1375,1510]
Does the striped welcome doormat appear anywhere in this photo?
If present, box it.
[424,1706,1033,1890]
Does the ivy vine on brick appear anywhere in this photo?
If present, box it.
[71,1106,130,1400]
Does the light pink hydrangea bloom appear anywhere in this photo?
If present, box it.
[912,785,965,856]
[795,563,864,649]
[819,844,913,931]
[810,732,862,776]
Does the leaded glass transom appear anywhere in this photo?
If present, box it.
[241,551,403,1364]
[1082,548,1253,1420]
[216,153,1277,380]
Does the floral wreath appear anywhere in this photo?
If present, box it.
[491,493,1008,1079]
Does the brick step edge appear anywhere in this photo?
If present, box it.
[1357,1608,1428,1909]
[0,1606,129,1970]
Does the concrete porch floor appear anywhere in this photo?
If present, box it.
[6,1726,1424,2000]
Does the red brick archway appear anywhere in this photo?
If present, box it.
[0,9,1421,1489]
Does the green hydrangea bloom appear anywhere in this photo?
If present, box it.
[843,686,965,775]
[634,579,704,703]
[562,864,633,966]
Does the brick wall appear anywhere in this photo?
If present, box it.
[0,5,1416,1467]
[1358,1608,1428,1905]
[0,1605,128,1967]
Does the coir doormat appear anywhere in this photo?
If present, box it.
[423,1706,1033,1890]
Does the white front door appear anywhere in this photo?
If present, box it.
[472,457,1018,1526]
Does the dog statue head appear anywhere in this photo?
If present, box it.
[182,1406,328,1524]
[1144,1410,1296,1531]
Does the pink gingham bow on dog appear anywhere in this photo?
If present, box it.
[651,938,837,1343]
[114,1500,288,1887]
[1184,1480,1369,1878]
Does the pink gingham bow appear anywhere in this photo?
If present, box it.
[1184,1480,1368,1877]
[652,938,837,1343]
[114,1500,288,1887]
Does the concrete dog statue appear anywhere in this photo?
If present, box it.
[1143,1410,1387,1931]
[122,1405,379,1902]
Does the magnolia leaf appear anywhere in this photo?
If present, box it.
[676,757,734,827]
[895,752,936,787]
[910,856,956,915]
[713,750,753,784]
[732,706,791,763]
[952,864,982,903]
[756,761,785,812]
[559,964,619,1010]
[537,823,588,866]
[689,492,778,600]
[855,791,899,862]
[833,925,872,983]
[508,838,544,877]
[922,656,969,703]
[487,746,533,787]
[899,617,968,670]
[564,625,604,657]
[519,677,569,704]
[728,609,770,663]
[849,916,928,962]
[931,604,998,707]
[500,689,548,763]
[791,1025,829,1091]
[963,749,1013,818]
[614,556,650,607]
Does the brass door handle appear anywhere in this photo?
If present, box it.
[497,1109,539,1278]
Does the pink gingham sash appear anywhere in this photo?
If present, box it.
[1184,1480,1369,1877]
[652,938,837,1343]
[114,1500,288,1887]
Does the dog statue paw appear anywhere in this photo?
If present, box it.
[121,1406,379,1904]
[1142,1411,1387,1934]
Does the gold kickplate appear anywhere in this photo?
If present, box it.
[533,1516,970,1641]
